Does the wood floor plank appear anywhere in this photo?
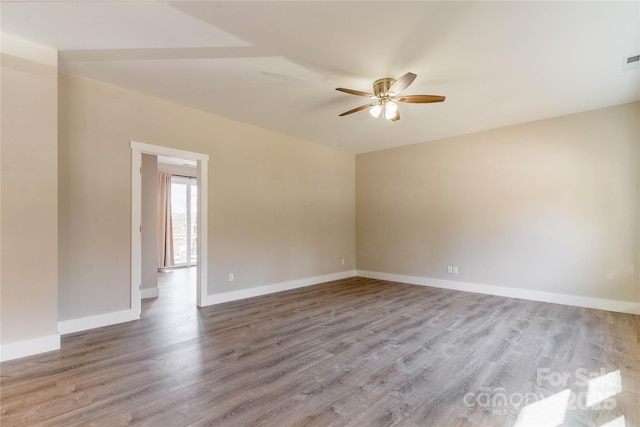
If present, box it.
[2,273,639,426]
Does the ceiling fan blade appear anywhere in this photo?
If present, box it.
[339,103,375,116]
[388,72,417,95]
[390,110,400,122]
[335,87,375,98]
[396,95,446,103]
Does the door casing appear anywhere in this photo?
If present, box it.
[130,141,209,314]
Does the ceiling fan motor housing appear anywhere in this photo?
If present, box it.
[373,78,396,98]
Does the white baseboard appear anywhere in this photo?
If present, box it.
[0,334,61,362]
[206,270,357,306]
[357,270,640,315]
[58,309,139,335]
[141,287,159,299]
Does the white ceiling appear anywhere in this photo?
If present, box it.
[157,155,197,168]
[3,1,639,153]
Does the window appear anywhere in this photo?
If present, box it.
[171,176,197,267]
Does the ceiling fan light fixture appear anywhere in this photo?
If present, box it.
[384,101,398,120]
[370,104,382,118]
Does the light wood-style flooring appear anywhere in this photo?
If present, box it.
[1,273,639,426]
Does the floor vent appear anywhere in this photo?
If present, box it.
[622,54,639,70]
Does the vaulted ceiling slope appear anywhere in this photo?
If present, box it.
[3,1,639,153]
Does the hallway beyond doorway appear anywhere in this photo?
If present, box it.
[156,266,197,306]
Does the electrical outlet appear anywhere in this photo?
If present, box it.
[453,266,459,274]
[447,265,453,274]
[341,258,345,265]
[228,273,234,282]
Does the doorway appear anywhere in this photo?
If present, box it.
[130,141,209,316]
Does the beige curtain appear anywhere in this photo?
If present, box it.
[157,172,175,268]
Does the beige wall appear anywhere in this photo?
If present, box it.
[357,102,640,303]
[58,73,356,321]
[141,154,157,291]
[0,35,58,346]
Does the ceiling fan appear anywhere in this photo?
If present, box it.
[336,72,445,122]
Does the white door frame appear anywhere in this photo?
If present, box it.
[130,141,209,313]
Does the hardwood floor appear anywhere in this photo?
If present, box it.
[1,275,639,426]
